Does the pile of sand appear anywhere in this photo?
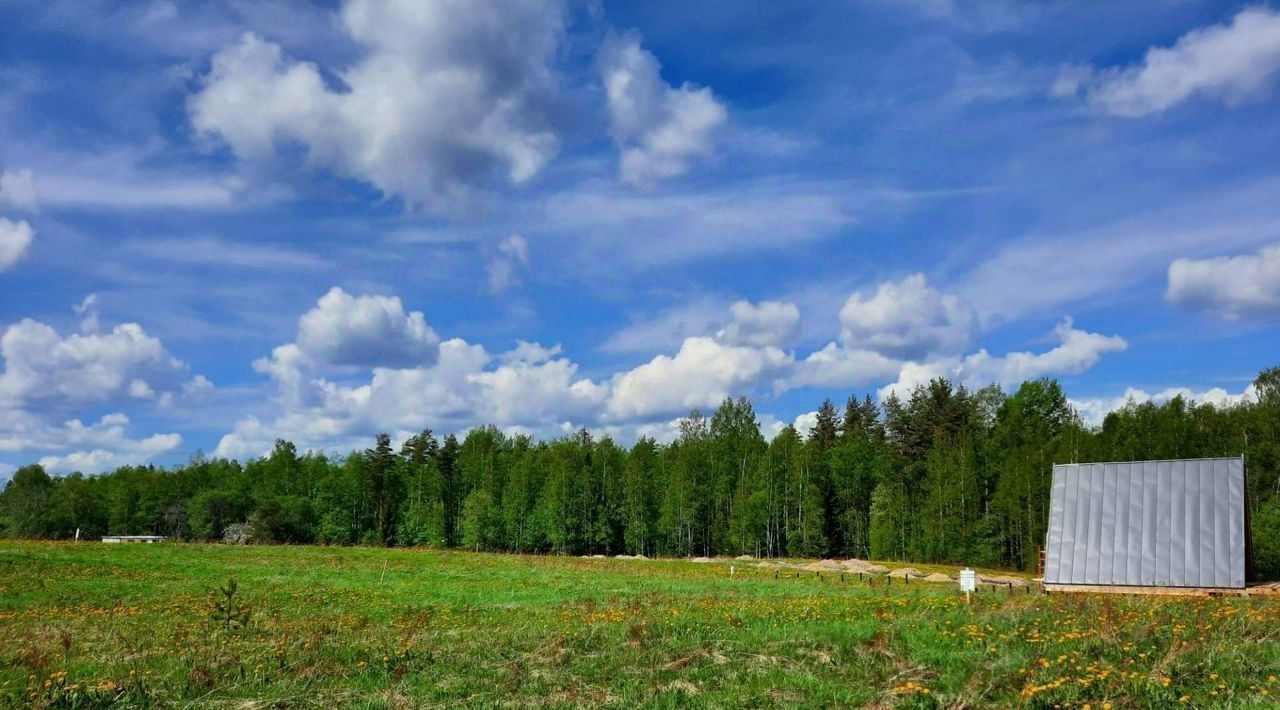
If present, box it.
[690,556,714,563]
[754,561,778,569]
[614,554,649,560]
[734,554,754,561]
[842,559,878,573]
[864,564,889,574]
[800,560,845,572]
[887,567,925,579]
[923,573,954,583]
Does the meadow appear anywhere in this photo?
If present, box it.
[1,542,1279,708]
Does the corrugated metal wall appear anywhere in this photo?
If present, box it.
[1044,457,1245,588]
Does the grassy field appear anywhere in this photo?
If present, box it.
[2,543,1279,708]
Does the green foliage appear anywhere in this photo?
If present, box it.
[1254,501,1280,581]
[207,577,250,632]
[3,366,1279,574]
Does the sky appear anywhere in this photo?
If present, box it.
[2,0,1280,477]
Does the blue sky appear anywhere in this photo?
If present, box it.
[2,0,1280,476]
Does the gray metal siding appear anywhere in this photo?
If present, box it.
[1044,457,1245,588]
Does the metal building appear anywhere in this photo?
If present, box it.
[1044,457,1249,591]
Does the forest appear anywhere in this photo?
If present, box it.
[3,369,1280,575]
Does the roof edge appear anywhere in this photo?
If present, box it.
[1053,455,1245,467]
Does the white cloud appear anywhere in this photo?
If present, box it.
[1064,7,1280,117]
[0,218,35,271]
[1167,243,1280,319]
[0,168,38,210]
[787,342,902,391]
[0,318,191,407]
[38,432,183,475]
[599,33,727,185]
[218,336,601,458]
[487,234,530,294]
[1070,384,1257,426]
[190,0,565,210]
[792,410,818,437]
[606,336,791,419]
[73,294,100,334]
[878,317,1127,400]
[716,300,801,347]
[0,298,212,474]
[469,354,607,425]
[0,407,187,474]
[296,287,440,368]
[500,340,562,365]
[218,282,1123,460]
[839,274,975,359]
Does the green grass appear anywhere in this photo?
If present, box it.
[2,542,1279,707]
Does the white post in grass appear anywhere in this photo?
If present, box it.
[960,568,976,604]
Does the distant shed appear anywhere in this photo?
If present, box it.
[1044,457,1249,593]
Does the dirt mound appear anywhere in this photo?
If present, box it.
[800,560,844,572]
[887,567,924,579]
[923,573,954,583]
[614,554,648,560]
[734,554,754,561]
[864,564,889,574]
[754,561,778,569]
[690,556,714,563]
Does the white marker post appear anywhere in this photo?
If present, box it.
[959,568,976,604]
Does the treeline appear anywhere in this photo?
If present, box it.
[4,369,1280,575]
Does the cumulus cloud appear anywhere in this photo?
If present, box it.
[223,307,798,457]
[297,287,440,368]
[716,300,801,347]
[38,432,183,474]
[0,318,193,407]
[189,0,565,210]
[0,218,35,271]
[0,168,38,211]
[1070,384,1257,426]
[606,337,791,419]
[217,336,605,458]
[839,274,975,359]
[599,33,727,185]
[787,342,902,391]
[1167,243,1280,319]
[791,410,819,437]
[0,302,210,473]
[1,410,184,474]
[1060,7,1280,117]
[878,317,1127,400]
[487,234,530,294]
[217,284,1126,460]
